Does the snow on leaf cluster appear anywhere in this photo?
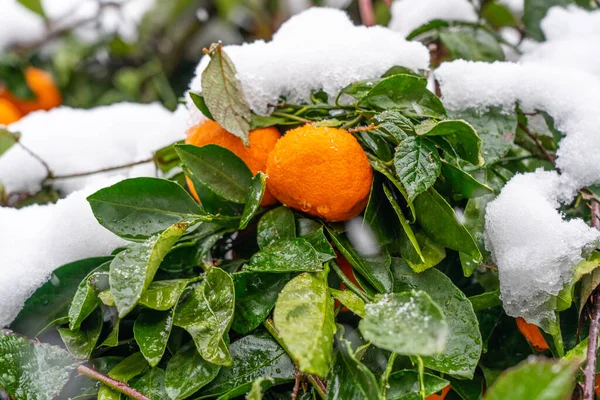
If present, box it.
[389,0,478,36]
[186,7,429,120]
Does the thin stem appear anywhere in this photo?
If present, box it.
[380,352,397,397]
[341,114,364,130]
[77,365,150,400]
[358,0,376,26]
[416,356,426,399]
[45,158,153,182]
[291,372,302,400]
[330,260,372,303]
[271,111,311,124]
[263,320,327,399]
[17,142,53,179]
[517,121,555,164]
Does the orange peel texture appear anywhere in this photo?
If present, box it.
[185,119,281,206]
[515,317,549,352]
[426,385,451,400]
[266,124,373,222]
[1,67,62,116]
[0,99,22,125]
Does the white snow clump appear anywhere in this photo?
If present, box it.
[389,0,477,37]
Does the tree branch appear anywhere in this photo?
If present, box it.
[358,0,376,26]
[77,365,150,400]
[45,157,153,182]
[517,121,555,164]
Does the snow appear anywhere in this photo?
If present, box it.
[498,0,524,14]
[0,1,45,51]
[0,178,128,328]
[186,7,430,120]
[436,60,600,328]
[389,0,478,37]
[0,103,187,197]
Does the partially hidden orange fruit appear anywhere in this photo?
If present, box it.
[185,119,281,206]
[515,317,549,352]
[426,385,451,400]
[0,99,22,126]
[266,125,373,222]
[0,67,62,116]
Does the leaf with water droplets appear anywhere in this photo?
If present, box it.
[394,136,441,202]
[110,222,189,318]
[244,238,323,273]
[240,172,266,229]
[386,370,449,400]
[257,206,296,250]
[58,309,103,359]
[68,262,110,330]
[131,367,170,400]
[165,341,221,400]
[134,309,174,367]
[97,352,149,399]
[138,279,190,311]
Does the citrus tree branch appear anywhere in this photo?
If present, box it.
[77,365,150,400]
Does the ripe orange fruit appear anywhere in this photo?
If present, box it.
[426,385,451,400]
[266,125,373,222]
[0,67,62,115]
[185,120,281,206]
[515,317,549,352]
[0,99,22,126]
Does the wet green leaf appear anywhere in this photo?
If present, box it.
[393,260,482,378]
[440,161,493,200]
[459,192,495,276]
[199,332,296,398]
[98,352,149,399]
[386,370,449,400]
[372,110,414,144]
[359,291,448,356]
[201,43,251,145]
[246,377,275,400]
[422,120,482,166]
[325,326,380,400]
[165,342,221,400]
[0,330,79,400]
[110,222,188,318]
[329,288,365,317]
[189,91,214,120]
[257,206,296,250]
[363,176,401,246]
[131,368,169,400]
[176,144,253,204]
[413,188,481,260]
[440,27,505,62]
[88,177,201,240]
[58,310,103,359]
[153,141,183,174]
[245,238,322,273]
[240,172,266,229]
[138,279,190,311]
[134,309,174,367]
[369,157,415,222]
[403,231,446,273]
[69,262,110,330]
[394,136,441,201]
[232,271,292,334]
[174,267,235,366]
[273,273,336,377]
[301,227,336,263]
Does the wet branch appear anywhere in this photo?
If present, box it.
[77,365,150,400]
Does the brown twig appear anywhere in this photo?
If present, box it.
[77,365,150,400]
[517,121,555,164]
[291,372,302,400]
[45,157,153,182]
[16,141,53,179]
[583,199,600,400]
[358,0,376,26]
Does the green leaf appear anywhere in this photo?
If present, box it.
[273,273,336,377]
[189,91,214,120]
[468,290,502,312]
[327,227,393,293]
[131,368,169,400]
[422,120,483,166]
[165,341,221,400]
[257,206,296,250]
[102,318,120,347]
[154,141,183,174]
[403,231,446,273]
[386,370,449,400]
[301,227,336,263]
[244,238,323,273]
[134,309,174,367]
[359,291,448,356]
[88,178,201,240]
[174,267,235,366]
[364,176,402,246]
[439,27,505,62]
[413,188,481,260]
[69,262,109,330]
[176,144,253,204]
[17,0,45,16]
[485,358,577,400]
[329,288,365,317]
[360,130,393,162]
[325,326,380,400]
[0,129,19,157]
[199,332,296,399]
[0,330,79,400]
[523,0,571,41]
[394,136,441,201]
[10,257,111,338]
[372,110,415,144]
[369,156,416,222]
[110,222,188,318]
[393,260,482,378]
[201,42,251,145]
[459,192,495,276]
[58,310,103,359]
[240,172,266,229]
[98,352,149,399]
[441,161,493,200]
[246,377,275,400]
[138,279,190,311]
[232,271,291,334]
[359,74,446,119]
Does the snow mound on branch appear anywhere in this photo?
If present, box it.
[436,60,600,329]
[0,2,45,51]
[0,103,186,197]
[187,7,429,120]
[389,0,477,37]
[0,178,127,328]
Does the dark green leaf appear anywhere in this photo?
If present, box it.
[413,188,481,260]
[131,368,169,400]
[138,279,190,311]
[422,120,482,166]
[176,144,253,204]
[189,92,214,120]
[69,262,110,330]
[440,27,505,62]
[325,326,380,400]
[338,78,381,102]
[459,192,495,276]
[469,290,502,313]
[363,176,401,246]
[393,260,482,378]
[246,377,275,400]
[386,370,449,400]
[450,374,484,400]
[110,222,188,318]
[245,238,323,273]
[440,161,493,200]
[360,130,393,162]
[523,0,571,41]
[154,141,183,174]
[10,257,111,338]
[174,267,235,366]
[257,206,296,250]
[58,310,102,359]
[369,156,415,221]
[359,291,448,356]
[231,272,291,334]
[301,227,336,262]
[165,342,220,400]
[359,74,446,119]
[88,178,201,240]
[251,113,290,129]
[402,231,446,273]
[0,330,78,399]
[485,358,577,400]
[273,273,336,377]
[199,332,296,399]
[201,43,251,145]
[372,110,414,144]
[240,172,266,229]
[98,352,149,399]
[134,309,174,367]
[394,136,441,201]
